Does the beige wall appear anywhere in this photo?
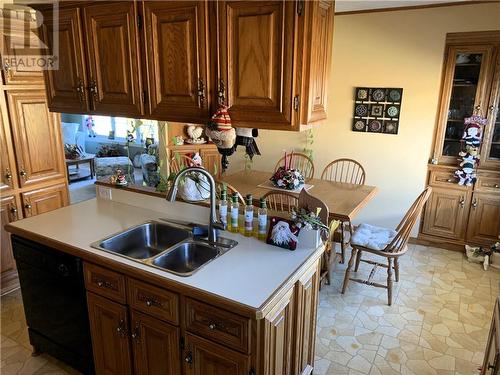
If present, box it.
[226,2,500,234]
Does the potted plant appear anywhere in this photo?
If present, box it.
[291,207,330,248]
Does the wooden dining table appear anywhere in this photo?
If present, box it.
[221,170,378,221]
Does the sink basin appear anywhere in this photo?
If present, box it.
[93,221,191,260]
[152,241,220,276]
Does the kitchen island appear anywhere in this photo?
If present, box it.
[6,186,324,375]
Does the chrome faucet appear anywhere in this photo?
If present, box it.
[166,166,224,243]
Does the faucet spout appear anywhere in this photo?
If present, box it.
[166,166,222,243]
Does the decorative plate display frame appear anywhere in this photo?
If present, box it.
[352,87,403,134]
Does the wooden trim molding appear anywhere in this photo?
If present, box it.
[335,1,497,15]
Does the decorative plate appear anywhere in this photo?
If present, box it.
[386,105,399,117]
[383,121,398,134]
[368,120,382,132]
[355,104,368,117]
[356,88,369,100]
[353,120,366,131]
[388,89,402,102]
[371,89,386,102]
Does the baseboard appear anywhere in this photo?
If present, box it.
[410,236,465,252]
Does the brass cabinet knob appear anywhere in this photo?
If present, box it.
[458,197,465,208]
[5,169,12,180]
[494,184,499,188]
[19,169,27,178]
[184,352,193,364]
[472,199,477,209]
[24,203,32,209]
[75,78,85,103]
[10,206,18,219]
[197,78,206,104]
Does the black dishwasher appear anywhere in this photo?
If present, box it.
[12,235,95,375]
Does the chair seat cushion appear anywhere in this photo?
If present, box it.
[351,223,397,251]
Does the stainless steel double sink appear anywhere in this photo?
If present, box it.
[91,221,237,277]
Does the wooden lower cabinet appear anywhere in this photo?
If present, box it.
[21,183,68,217]
[467,193,500,244]
[184,333,249,375]
[481,297,500,375]
[421,187,470,240]
[84,257,322,375]
[1,195,21,294]
[131,310,180,375]
[87,292,133,375]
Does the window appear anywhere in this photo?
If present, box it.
[85,115,158,144]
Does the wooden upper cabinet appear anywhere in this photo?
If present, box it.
[467,192,500,245]
[421,188,470,240]
[433,44,495,165]
[184,333,250,375]
[6,90,65,188]
[83,2,143,117]
[0,96,18,192]
[87,292,133,375]
[218,1,296,129]
[131,310,181,375]
[21,183,68,218]
[481,52,500,170]
[40,7,89,113]
[1,15,44,85]
[300,0,334,125]
[143,1,210,122]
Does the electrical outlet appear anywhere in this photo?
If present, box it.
[98,186,112,200]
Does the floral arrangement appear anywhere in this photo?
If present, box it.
[64,144,85,160]
[270,167,304,190]
[291,207,330,240]
[472,241,500,257]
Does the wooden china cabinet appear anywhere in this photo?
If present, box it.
[419,31,500,248]
[0,6,69,294]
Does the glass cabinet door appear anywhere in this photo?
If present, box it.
[481,52,500,168]
[436,46,494,164]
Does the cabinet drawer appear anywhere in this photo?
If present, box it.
[185,298,250,353]
[429,170,466,190]
[84,263,126,304]
[128,278,179,325]
[476,176,500,193]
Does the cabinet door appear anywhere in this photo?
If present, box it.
[294,262,320,375]
[184,333,249,375]
[467,193,500,245]
[83,2,143,117]
[433,45,495,164]
[143,1,210,122]
[218,1,296,129]
[262,287,295,375]
[481,300,500,375]
[421,188,470,240]
[1,195,21,294]
[1,16,44,85]
[0,94,18,192]
[87,292,133,375]
[200,148,221,179]
[21,183,68,218]
[131,310,181,375]
[40,8,89,113]
[481,52,500,170]
[6,90,65,188]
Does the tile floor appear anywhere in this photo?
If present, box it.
[1,244,497,374]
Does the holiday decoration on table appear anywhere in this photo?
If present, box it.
[270,151,305,190]
[205,105,236,171]
[454,114,487,186]
[110,169,128,187]
[235,128,261,159]
[266,217,301,250]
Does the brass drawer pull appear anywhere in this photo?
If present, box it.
[184,352,193,364]
[116,319,127,337]
[5,169,12,181]
[207,320,225,331]
[95,278,115,289]
[459,197,465,208]
[10,206,18,219]
[131,324,140,341]
[24,203,32,210]
[472,199,477,209]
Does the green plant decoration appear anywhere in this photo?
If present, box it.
[303,129,314,160]
[244,153,253,171]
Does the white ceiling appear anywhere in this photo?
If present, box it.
[335,0,470,13]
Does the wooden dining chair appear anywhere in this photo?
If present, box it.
[262,191,299,214]
[169,154,197,175]
[321,158,366,185]
[341,186,432,305]
[274,152,315,180]
[321,158,366,264]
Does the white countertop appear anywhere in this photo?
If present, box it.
[8,188,321,311]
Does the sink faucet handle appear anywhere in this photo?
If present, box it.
[213,221,226,231]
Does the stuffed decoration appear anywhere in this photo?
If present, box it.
[86,116,96,137]
[186,125,205,144]
[205,106,236,171]
[454,114,487,186]
[190,152,203,167]
[235,128,261,160]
